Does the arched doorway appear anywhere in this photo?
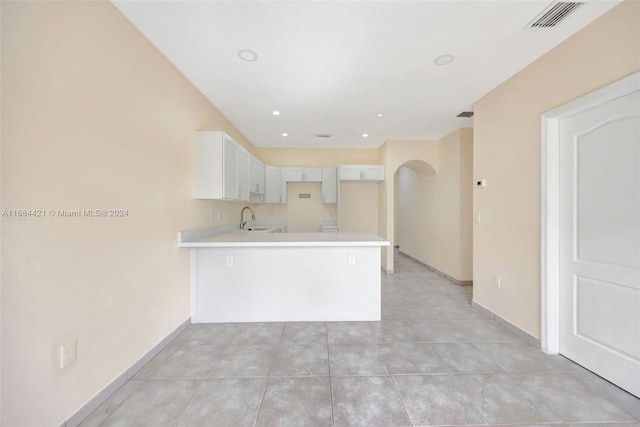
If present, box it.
[393,160,437,255]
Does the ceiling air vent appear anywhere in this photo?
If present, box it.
[316,134,332,138]
[457,111,474,118]
[527,2,584,28]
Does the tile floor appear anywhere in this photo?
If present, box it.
[81,252,640,427]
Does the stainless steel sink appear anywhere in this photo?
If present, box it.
[245,226,279,232]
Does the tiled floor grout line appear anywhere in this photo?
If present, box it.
[171,379,207,427]
[446,373,491,426]
[82,251,640,426]
[252,322,285,427]
[388,374,415,426]
[326,322,336,427]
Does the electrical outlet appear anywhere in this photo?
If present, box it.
[59,338,77,370]
[475,213,481,223]
[348,254,356,266]
[495,276,501,289]
[218,212,223,222]
[226,255,234,267]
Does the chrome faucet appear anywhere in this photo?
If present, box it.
[240,206,255,230]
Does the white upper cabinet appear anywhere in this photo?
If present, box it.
[223,137,239,199]
[265,166,287,204]
[322,167,338,204]
[285,167,322,182]
[195,131,258,201]
[249,158,265,203]
[339,165,385,182]
[237,149,250,201]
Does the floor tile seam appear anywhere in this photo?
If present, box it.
[136,343,182,380]
[171,379,208,427]
[326,320,335,427]
[268,373,332,378]
[251,377,271,427]
[388,374,417,426]
[447,372,573,424]
[252,324,284,427]
[89,384,139,426]
[446,372,493,426]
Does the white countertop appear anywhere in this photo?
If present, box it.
[179,226,390,248]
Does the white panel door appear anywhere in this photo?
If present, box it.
[559,90,640,397]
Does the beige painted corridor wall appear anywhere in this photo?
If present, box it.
[1,2,258,424]
[473,0,640,338]
[397,129,473,281]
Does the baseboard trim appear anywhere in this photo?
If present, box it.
[64,317,191,427]
[398,250,472,286]
[471,300,541,346]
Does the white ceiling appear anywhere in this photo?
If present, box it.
[113,0,620,149]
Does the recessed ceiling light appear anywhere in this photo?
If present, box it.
[282,132,288,137]
[376,113,384,118]
[237,49,258,62]
[434,54,455,66]
[272,111,280,116]
[362,133,369,138]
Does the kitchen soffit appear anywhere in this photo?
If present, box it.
[112,0,620,149]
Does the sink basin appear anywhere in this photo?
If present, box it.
[245,226,279,232]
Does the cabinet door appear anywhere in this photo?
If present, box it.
[257,163,266,201]
[249,157,258,193]
[322,168,337,203]
[304,167,323,182]
[339,165,363,181]
[265,166,286,203]
[237,150,250,201]
[363,165,385,182]
[223,138,239,199]
[285,167,305,182]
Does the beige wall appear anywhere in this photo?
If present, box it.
[396,129,473,281]
[286,183,336,232]
[255,147,379,166]
[473,1,640,338]
[339,183,380,234]
[377,139,441,271]
[0,2,258,425]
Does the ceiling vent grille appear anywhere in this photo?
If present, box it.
[316,134,332,138]
[457,111,474,118]
[528,2,584,28]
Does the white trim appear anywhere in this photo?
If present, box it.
[472,300,541,346]
[540,71,640,355]
[191,249,198,323]
[64,317,191,427]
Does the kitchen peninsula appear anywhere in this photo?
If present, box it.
[179,225,389,323]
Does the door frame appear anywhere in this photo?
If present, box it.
[540,71,640,354]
